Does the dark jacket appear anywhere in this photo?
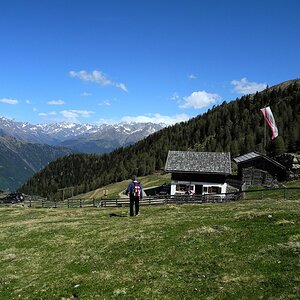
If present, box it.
[126,180,143,199]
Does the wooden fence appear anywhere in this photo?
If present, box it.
[0,187,299,208]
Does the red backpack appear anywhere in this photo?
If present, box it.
[133,182,141,197]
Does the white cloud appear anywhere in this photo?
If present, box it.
[25,100,31,104]
[33,107,37,112]
[47,100,65,105]
[70,70,128,92]
[60,109,94,122]
[170,92,180,101]
[180,91,221,109]
[98,99,111,106]
[38,111,57,117]
[80,92,92,96]
[0,98,19,105]
[70,70,112,85]
[120,113,190,125]
[96,118,115,125]
[188,74,197,80]
[115,82,128,92]
[231,77,267,94]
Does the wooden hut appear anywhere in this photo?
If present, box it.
[233,152,286,186]
[165,151,231,196]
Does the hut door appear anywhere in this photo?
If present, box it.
[262,172,266,184]
[195,185,203,195]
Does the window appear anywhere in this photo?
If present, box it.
[175,184,195,194]
[207,186,221,194]
[176,184,187,192]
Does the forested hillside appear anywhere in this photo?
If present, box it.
[19,80,300,199]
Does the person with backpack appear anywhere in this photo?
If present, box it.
[125,175,143,217]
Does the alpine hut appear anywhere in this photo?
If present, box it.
[165,151,232,196]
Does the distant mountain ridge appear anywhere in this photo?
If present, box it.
[0,135,73,191]
[0,118,166,153]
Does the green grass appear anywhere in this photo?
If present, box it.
[245,181,300,200]
[0,199,299,299]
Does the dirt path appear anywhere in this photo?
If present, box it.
[118,190,128,199]
[89,189,101,199]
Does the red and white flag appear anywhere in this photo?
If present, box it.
[260,106,278,140]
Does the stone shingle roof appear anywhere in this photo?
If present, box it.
[165,151,231,174]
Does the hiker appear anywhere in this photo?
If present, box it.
[125,175,143,217]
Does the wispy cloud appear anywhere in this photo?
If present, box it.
[180,91,221,109]
[80,92,92,96]
[188,74,197,80]
[120,113,190,125]
[47,100,65,105]
[60,109,94,123]
[25,100,31,104]
[115,82,128,92]
[231,77,267,94]
[38,111,57,117]
[98,99,111,106]
[170,92,180,101]
[96,118,115,125]
[0,98,19,105]
[70,70,128,92]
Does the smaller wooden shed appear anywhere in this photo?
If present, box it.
[233,152,286,186]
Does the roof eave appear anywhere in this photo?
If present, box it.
[165,170,231,175]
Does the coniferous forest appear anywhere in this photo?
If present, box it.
[19,80,300,199]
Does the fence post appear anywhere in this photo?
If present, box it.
[284,188,286,200]
[261,190,263,200]
[80,199,82,208]
[67,199,69,208]
[29,198,32,208]
[42,199,44,208]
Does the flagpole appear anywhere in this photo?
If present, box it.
[264,105,266,154]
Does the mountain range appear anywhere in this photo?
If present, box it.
[0,118,166,154]
[0,119,165,191]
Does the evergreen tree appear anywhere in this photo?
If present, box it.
[268,136,287,156]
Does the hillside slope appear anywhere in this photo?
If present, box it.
[0,135,73,191]
[19,79,300,198]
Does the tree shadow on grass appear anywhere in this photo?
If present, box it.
[109,213,128,217]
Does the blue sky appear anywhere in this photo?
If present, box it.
[0,0,299,125]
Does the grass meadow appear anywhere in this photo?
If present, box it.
[0,198,299,299]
